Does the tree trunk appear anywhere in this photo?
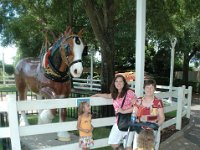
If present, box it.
[82,0,116,92]
[67,0,73,26]
[101,42,115,92]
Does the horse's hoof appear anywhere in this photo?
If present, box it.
[38,109,54,124]
[20,118,29,126]
[57,131,71,142]
[20,121,29,126]
[57,137,71,142]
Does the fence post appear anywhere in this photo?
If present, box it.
[176,86,184,130]
[186,86,192,118]
[7,94,21,150]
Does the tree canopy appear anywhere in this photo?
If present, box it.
[0,0,200,91]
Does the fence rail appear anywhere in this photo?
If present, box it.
[0,77,131,92]
[72,78,101,91]
[0,85,192,150]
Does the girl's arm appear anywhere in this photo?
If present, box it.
[90,124,94,132]
[91,93,112,99]
[89,115,94,132]
[77,116,89,133]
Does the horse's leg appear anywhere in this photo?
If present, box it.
[57,103,71,141]
[61,108,66,121]
[15,74,29,126]
[38,87,71,141]
[37,87,55,124]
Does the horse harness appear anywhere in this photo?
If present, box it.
[41,34,83,82]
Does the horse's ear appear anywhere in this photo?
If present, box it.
[65,26,73,36]
[78,29,84,38]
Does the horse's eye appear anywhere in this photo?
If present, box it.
[75,37,80,45]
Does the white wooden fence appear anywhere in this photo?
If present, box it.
[72,78,135,91]
[0,76,15,85]
[0,76,132,91]
[0,85,192,150]
[72,78,101,91]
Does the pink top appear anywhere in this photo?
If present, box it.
[113,89,137,123]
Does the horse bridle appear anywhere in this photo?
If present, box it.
[42,34,87,82]
[60,35,83,69]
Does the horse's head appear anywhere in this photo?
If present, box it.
[44,26,87,80]
[59,27,87,78]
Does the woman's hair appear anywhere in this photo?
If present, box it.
[144,79,157,89]
[78,101,88,116]
[110,74,129,99]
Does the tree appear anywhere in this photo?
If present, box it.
[82,0,116,92]
[5,64,14,75]
[171,1,200,86]
[1,0,200,91]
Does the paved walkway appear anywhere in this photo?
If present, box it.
[21,133,79,150]
[160,103,200,150]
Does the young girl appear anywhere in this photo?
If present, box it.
[77,101,94,150]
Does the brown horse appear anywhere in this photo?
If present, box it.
[14,26,87,141]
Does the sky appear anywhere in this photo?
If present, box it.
[0,45,17,64]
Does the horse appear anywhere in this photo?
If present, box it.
[14,26,87,141]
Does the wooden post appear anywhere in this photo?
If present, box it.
[7,94,21,150]
[176,86,184,130]
[186,86,192,118]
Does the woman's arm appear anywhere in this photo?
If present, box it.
[118,107,133,114]
[118,105,138,114]
[157,107,165,126]
[91,93,112,99]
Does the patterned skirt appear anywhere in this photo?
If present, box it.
[79,136,94,148]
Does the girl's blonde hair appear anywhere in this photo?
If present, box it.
[136,129,154,150]
[78,101,88,116]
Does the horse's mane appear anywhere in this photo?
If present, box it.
[49,47,62,69]
[39,37,63,71]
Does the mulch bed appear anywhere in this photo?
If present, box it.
[160,117,190,142]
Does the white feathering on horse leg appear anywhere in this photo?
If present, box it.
[38,109,54,124]
[57,131,71,142]
[20,111,29,126]
[57,108,71,142]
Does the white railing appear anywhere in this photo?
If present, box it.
[72,78,135,91]
[72,78,101,91]
[0,85,192,150]
[0,77,132,91]
[0,76,15,85]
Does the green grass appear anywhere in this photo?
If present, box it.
[165,111,176,118]
[92,127,112,150]
[0,85,16,91]
[94,146,112,150]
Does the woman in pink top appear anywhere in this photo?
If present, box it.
[93,74,137,150]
